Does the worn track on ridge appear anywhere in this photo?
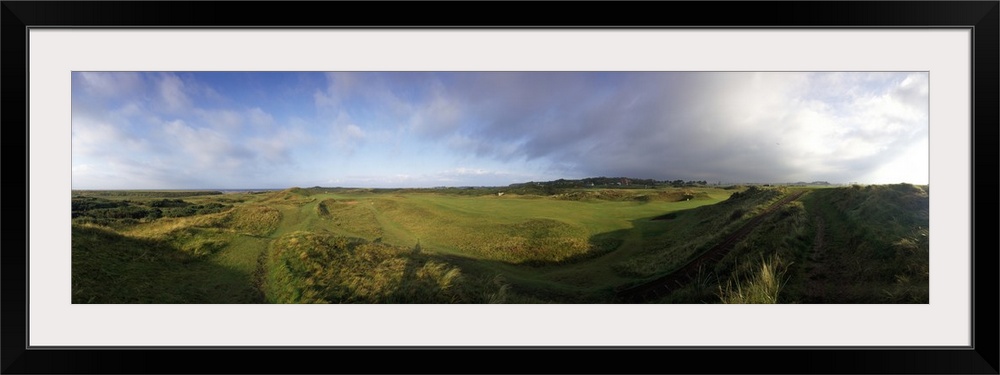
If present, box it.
[616,190,806,303]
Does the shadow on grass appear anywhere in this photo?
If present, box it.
[417,206,711,303]
[72,225,260,303]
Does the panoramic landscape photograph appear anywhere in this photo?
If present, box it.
[71,71,929,304]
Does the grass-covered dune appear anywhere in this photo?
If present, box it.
[263,231,506,303]
[70,183,929,304]
[655,183,929,304]
[795,184,929,303]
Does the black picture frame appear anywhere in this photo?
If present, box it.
[3,1,997,374]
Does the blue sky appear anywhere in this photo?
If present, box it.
[71,72,929,189]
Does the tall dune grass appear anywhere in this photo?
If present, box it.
[263,231,506,303]
[718,254,790,304]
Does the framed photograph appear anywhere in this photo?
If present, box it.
[4,1,997,373]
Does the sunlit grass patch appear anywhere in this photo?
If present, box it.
[316,198,383,239]
[258,187,317,205]
[263,231,504,303]
[123,211,229,238]
[222,205,282,237]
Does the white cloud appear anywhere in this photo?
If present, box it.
[314,72,358,108]
[72,118,148,158]
[157,74,192,112]
[248,107,275,128]
[77,72,144,98]
[409,83,464,137]
[451,167,488,176]
[196,108,244,131]
[330,122,366,154]
[861,136,929,184]
[247,136,292,166]
[162,119,240,167]
[344,124,364,139]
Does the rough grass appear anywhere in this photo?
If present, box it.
[316,198,383,239]
[258,187,318,205]
[221,205,282,237]
[718,254,790,304]
[796,184,929,303]
[73,194,281,303]
[72,224,258,303]
[451,218,592,264]
[660,184,928,304]
[263,231,505,303]
[122,211,225,236]
[169,228,230,257]
[713,200,810,285]
[611,186,785,279]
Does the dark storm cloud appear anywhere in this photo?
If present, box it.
[414,72,927,184]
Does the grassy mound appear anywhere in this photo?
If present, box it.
[263,231,506,303]
[612,186,786,279]
[370,197,600,264]
[316,199,382,239]
[797,184,929,303]
[72,224,258,303]
[165,227,230,257]
[456,218,593,264]
[665,198,810,303]
[655,184,929,304]
[259,187,317,205]
[221,205,281,237]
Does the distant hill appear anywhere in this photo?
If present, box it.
[509,177,709,189]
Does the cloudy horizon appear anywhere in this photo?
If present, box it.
[71,71,929,189]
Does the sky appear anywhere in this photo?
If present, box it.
[71,72,929,189]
